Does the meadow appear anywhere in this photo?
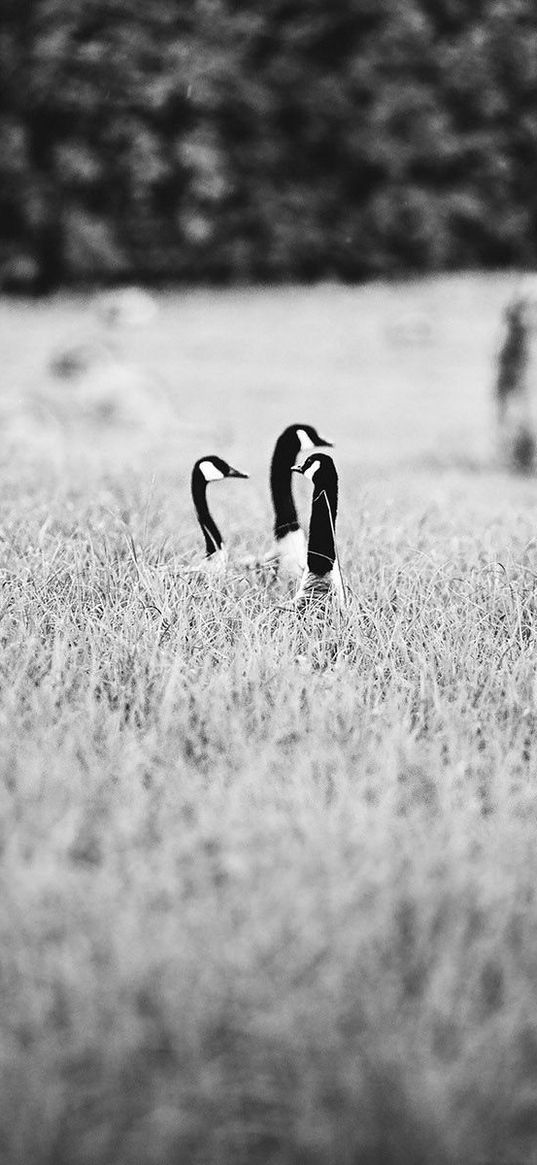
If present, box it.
[2,274,537,1165]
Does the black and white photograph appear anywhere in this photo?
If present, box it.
[2,2,537,1163]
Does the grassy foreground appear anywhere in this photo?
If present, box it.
[2,276,537,1164]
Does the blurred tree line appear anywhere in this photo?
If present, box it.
[1,0,537,290]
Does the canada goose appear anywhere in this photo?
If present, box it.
[269,424,332,577]
[190,455,249,571]
[291,453,345,608]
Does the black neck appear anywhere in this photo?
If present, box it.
[270,432,300,539]
[307,477,338,576]
[191,468,223,557]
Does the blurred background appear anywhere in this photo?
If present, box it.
[2,0,537,293]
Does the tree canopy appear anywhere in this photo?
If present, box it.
[1,0,537,288]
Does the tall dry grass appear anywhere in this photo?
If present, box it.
[1,277,537,1164]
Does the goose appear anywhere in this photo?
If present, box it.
[190,455,249,572]
[291,453,345,608]
[268,424,332,577]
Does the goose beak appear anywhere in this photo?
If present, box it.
[227,467,249,479]
[291,463,304,474]
[318,437,333,448]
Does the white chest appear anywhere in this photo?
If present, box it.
[187,547,228,575]
[295,558,345,609]
[204,548,228,573]
[276,529,307,577]
[331,557,346,607]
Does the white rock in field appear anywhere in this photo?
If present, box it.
[95,287,159,328]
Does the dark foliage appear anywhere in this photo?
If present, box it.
[1,0,537,288]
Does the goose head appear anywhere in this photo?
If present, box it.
[276,425,333,462]
[291,452,337,489]
[194,456,249,483]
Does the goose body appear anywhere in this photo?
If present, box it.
[291,453,345,608]
[190,456,248,572]
[270,425,332,577]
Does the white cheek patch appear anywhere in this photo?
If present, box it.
[296,428,315,451]
[303,459,320,481]
[199,460,225,482]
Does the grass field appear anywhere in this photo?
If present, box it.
[2,273,537,1165]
